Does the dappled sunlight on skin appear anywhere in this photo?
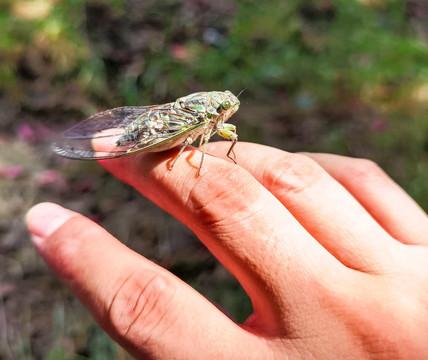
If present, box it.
[164,149,201,177]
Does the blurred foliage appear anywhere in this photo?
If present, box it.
[0,0,427,359]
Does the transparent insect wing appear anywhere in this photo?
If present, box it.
[61,106,149,139]
[52,103,206,160]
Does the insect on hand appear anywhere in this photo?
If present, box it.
[52,90,240,176]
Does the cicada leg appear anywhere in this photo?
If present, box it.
[217,123,238,164]
[168,137,195,172]
[197,127,215,176]
[226,138,237,164]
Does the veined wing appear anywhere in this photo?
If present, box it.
[52,104,206,160]
[62,105,162,139]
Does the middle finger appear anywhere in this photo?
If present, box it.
[207,142,396,273]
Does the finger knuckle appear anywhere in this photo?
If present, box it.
[266,153,324,194]
[108,272,177,343]
[342,158,386,184]
[186,165,258,226]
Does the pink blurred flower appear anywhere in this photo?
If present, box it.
[0,165,24,179]
[170,44,189,60]
[370,118,389,132]
[17,123,53,142]
[34,169,65,186]
[17,123,37,142]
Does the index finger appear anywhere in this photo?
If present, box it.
[95,142,344,333]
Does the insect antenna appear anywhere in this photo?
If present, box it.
[237,88,247,98]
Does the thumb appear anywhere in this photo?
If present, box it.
[25,202,180,356]
[25,203,259,359]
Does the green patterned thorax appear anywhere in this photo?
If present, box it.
[174,90,240,119]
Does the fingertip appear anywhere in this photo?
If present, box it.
[26,202,76,245]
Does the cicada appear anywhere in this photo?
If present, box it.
[52,90,240,175]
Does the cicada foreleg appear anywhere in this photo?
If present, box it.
[217,123,238,164]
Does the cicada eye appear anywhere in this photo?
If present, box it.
[221,100,231,110]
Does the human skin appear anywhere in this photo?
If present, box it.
[26,142,428,359]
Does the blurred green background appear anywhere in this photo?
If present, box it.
[0,0,427,358]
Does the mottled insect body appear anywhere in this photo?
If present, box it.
[52,91,240,175]
[116,106,199,148]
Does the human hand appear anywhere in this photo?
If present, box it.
[26,142,428,359]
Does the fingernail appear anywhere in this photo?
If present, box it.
[25,203,75,245]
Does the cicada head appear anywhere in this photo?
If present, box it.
[205,90,240,121]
